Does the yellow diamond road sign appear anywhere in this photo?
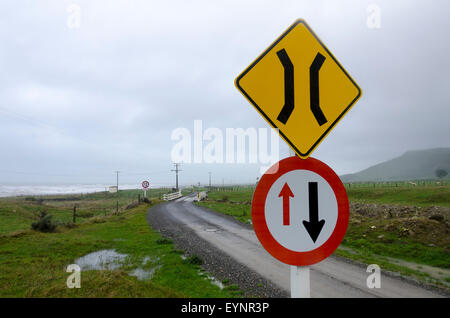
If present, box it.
[235,19,362,158]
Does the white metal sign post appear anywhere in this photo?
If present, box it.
[288,149,310,298]
[142,180,150,197]
[291,265,310,298]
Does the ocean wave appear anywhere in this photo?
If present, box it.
[0,184,140,198]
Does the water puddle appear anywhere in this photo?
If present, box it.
[209,276,224,289]
[129,266,162,281]
[142,256,160,265]
[75,249,128,271]
[198,270,224,289]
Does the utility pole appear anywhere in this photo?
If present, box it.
[171,163,182,190]
[115,171,120,192]
[209,172,212,190]
[115,171,120,213]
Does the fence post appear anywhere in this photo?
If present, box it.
[73,205,76,224]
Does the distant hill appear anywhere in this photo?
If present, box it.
[340,148,450,182]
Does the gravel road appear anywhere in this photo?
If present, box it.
[146,195,446,298]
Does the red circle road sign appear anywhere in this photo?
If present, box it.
[142,181,150,189]
[252,156,349,266]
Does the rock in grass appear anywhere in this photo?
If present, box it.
[428,214,444,222]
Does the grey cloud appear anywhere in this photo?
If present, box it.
[0,0,449,186]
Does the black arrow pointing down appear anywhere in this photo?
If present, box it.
[302,182,325,243]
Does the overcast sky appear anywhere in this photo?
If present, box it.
[0,0,449,187]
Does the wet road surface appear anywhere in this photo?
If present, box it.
[147,195,445,298]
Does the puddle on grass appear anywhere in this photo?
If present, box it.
[129,266,162,281]
[75,249,128,271]
[142,256,160,265]
[142,256,151,265]
[198,270,224,290]
[128,256,162,280]
[73,250,163,282]
[209,276,224,290]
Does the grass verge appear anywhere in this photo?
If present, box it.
[0,199,241,297]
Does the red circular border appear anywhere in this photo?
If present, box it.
[142,181,149,189]
[252,156,349,266]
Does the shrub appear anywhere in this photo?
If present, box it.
[89,217,106,224]
[63,222,78,229]
[125,202,139,210]
[186,255,203,265]
[31,211,57,233]
[156,238,173,245]
[142,197,152,204]
[435,169,448,179]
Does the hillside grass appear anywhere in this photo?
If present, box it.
[210,184,450,206]
[346,185,450,207]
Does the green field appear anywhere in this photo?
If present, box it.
[199,189,254,224]
[0,189,174,235]
[0,190,242,297]
[2,185,448,295]
[346,185,450,207]
[197,184,450,289]
[205,183,450,207]
[199,184,450,219]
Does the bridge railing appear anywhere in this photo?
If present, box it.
[162,190,182,201]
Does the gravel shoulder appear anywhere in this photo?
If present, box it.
[146,200,288,298]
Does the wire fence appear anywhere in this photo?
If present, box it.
[16,187,179,225]
[343,180,450,188]
[193,180,450,192]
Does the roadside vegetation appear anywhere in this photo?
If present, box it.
[198,189,253,224]
[0,190,241,297]
[0,188,172,234]
[196,184,450,291]
[346,183,450,207]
